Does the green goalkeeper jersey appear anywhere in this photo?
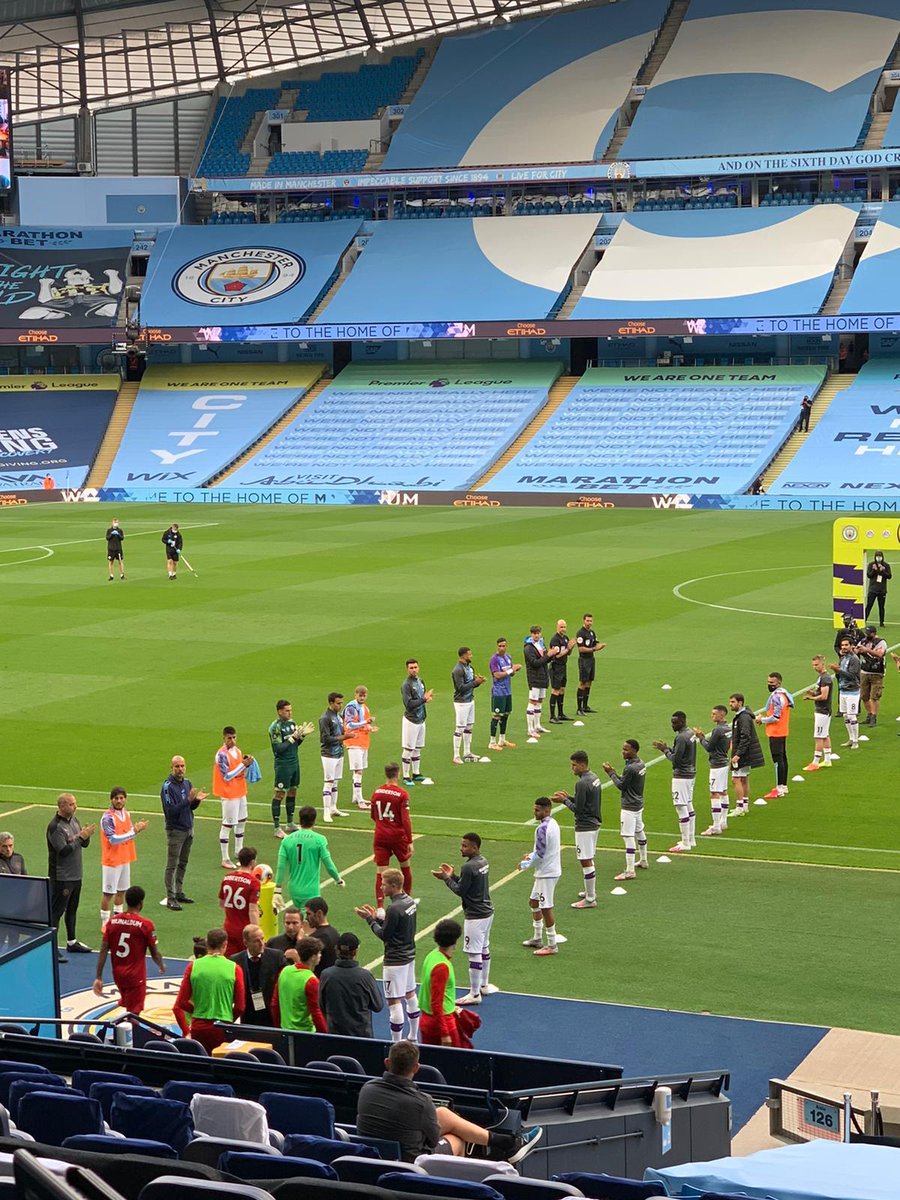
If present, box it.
[276,828,340,903]
[269,716,300,765]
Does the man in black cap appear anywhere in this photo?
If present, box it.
[318,931,384,1038]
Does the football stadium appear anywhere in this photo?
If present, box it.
[0,1,898,1197]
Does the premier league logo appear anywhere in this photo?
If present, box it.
[174,247,305,306]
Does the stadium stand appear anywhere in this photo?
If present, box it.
[223,362,563,492]
[382,0,668,169]
[768,358,900,492]
[840,201,900,312]
[570,206,859,319]
[197,89,279,177]
[103,365,327,489]
[486,365,826,495]
[320,216,598,323]
[138,224,362,327]
[282,54,422,121]
[619,0,900,159]
[884,101,900,147]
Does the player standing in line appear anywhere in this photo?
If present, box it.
[320,692,354,823]
[729,692,765,815]
[356,868,420,1042]
[275,806,344,911]
[653,712,697,852]
[99,787,148,929]
[519,797,562,956]
[831,637,862,750]
[603,739,648,880]
[452,647,486,764]
[803,655,834,770]
[371,763,413,914]
[93,886,165,1018]
[161,522,182,580]
[548,619,574,724]
[574,614,605,716]
[553,750,601,909]
[433,831,496,1005]
[213,726,253,868]
[105,518,125,581]
[401,659,432,785]
[269,699,314,835]
[524,626,556,740]
[344,686,377,809]
[488,638,521,751]
[218,847,261,957]
[693,706,732,835]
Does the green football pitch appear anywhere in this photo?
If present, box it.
[1,503,898,1033]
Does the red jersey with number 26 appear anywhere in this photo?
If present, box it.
[219,870,261,953]
[105,913,157,986]
[370,782,412,845]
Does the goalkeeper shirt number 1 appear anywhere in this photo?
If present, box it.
[276,828,339,901]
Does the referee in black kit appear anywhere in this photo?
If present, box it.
[575,613,605,716]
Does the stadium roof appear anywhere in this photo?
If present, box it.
[4,0,609,122]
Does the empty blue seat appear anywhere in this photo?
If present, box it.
[3,1073,68,1113]
[73,1069,144,1095]
[173,1038,209,1057]
[327,1055,366,1074]
[414,1065,446,1085]
[281,1134,373,1164]
[63,1135,178,1159]
[380,1174,503,1200]
[333,1157,415,1185]
[89,1082,158,1122]
[111,1092,194,1153]
[137,1179,271,1200]
[17,1091,104,1145]
[219,1153,337,1181]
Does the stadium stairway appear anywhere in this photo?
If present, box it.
[207,368,330,485]
[864,110,891,149]
[471,374,580,490]
[364,45,437,171]
[556,279,588,319]
[761,372,855,491]
[85,381,140,489]
[821,273,852,315]
[602,0,690,159]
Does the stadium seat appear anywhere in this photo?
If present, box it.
[111,1093,194,1153]
[141,1040,180,1053]
[223,1051,258,1063]
[219,1152,338,1181]
[327,1055,367,1074]
[262,1092,336,1139]
[251,1048,286,1066]
[181,1136,281,1167]
[337,1133,402,1160]
[4,1075,70,1115]
[68,1033,104,1044]
[162,1081,235,1105]
[88,1082,158,1122]
[485,1180,584,1200]
[414,1065,447,1086]
[17,1092,104,1145]
[138,1178,272,1200]
[173,1038,210,1056]
[72,1070,144,1095]
[306,1060,342,1072]
[191,1093,281,1148]
[416,1157,516,1181]
[553,1175,664,1199]
[0,1025,32,1036]
[62,1134,178,1159]
[333,1157,419,1185]
[281,1134,371,1163]
[380,1174,504,1200]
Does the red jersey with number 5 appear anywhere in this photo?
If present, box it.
[219,870,261,955]
[105,913,157,987]
[370,782,412,845]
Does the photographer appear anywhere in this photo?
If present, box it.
[865,552,891,627]
[858,624,887,728]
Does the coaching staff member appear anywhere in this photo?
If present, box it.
[47,794,95,962]
[161,755,207,910]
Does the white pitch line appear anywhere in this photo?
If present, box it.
[0,804,37,819]
[0,522,221,555]
[0,547,54,568]
[672,564,832,622]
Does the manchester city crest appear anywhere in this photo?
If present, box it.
[174,247,305,306]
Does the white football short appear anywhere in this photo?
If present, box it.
[672,778,696,806]
[101,864,130,895]
[463,915,493,957]
[383,962,417,998]
[402,717,427,749]
[574,830,599,860]
[321,756,344,782]
[814,714,832,739]
[528,687,547,702]
[530,876,558,908]
[220,796,248,825]
[709,767,729,795]
[838,692,859,717]
[348,747,368,771]
[620,809,645,839]
[453,701,476,730]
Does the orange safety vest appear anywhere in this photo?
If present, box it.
[763,689,791,738]
[343,702,371,750]
[213,744,247,800]
[100,808,137,867]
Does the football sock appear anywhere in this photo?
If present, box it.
[824,748,832,764]
[711,803,721,831]
[583,685,591,707]
[113,905,123,915]
[322,782,332,813]
[375,872,384,907]
[219,827,230,860]
[688,810,696,845]
[285,796,296,824]
[462,730,472,757]
[388,1001,404,1042]
[490,717,499,739]
[99,909,108,924]
[638,837,649,865]
[352,771,364,804]
[468,957,482,995]
[402,752,413,780]
[675,803,690,845]
[411,750,421,776]
[583,867,596,902]
[401,866,413,893]
[532,917,544,941]
[499,714,509,737]
[546,925,558,948]
[624,835,635,871]
[331,782,339,810]
[481,950,491,989]
[453,731,463,758]
[271,797,282,828]
[234,824,245,854]
[406,1005,420,1041]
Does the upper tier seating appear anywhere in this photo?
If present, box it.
[321,215,598,323]
[840,201,900,312]
[267,150,368,176]
[282,54,422,121]
[488,366,826,494]
[224,362,562,492]
[197,88,279,176]
[620,0,900,159]
[571,205,859,319]
[383,0,667,169]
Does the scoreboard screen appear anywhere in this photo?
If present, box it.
[0,68,10,189]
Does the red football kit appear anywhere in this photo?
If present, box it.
[104,912,158,1015]
[218,870,261,957]
[370,782,413,863]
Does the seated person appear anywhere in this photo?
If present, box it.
[357,1040,542,1163]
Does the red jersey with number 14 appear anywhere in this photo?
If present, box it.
[105,913,157,987]
[370,782,412,845]
[219,870,261,955]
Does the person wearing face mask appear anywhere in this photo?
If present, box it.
[756,672,794,799]
[865,551,891,627]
